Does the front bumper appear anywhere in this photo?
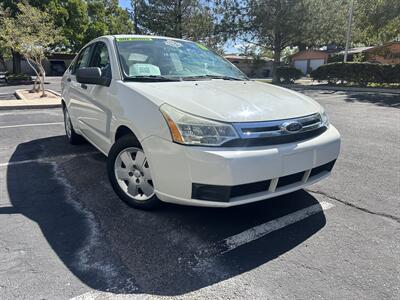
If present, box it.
[142,125,341,207]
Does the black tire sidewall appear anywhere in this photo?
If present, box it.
[63,107,85,145]
[107,135,160,210]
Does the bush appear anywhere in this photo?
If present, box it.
[327,54,344,63]
[5,73,32,83]
[382,64,400,83]
[311,62,400,86]
[277,66,303,83]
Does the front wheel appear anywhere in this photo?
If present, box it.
[107,136,160,210]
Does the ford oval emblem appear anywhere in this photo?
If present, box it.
[281,121,303,133]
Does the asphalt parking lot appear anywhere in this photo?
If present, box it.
[0,89,399,299]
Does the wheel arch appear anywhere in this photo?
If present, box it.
[114,125,140,144]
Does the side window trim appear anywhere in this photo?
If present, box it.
[72,44,94,75]
[90,41,112,79]
[68,56,77,73]
[71,48,84,75]
[89,42,101,67]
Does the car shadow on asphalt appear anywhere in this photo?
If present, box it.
[345,93,400,108]
[313,90,400,108]
[5,135,328,296]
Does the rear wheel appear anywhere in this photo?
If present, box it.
[107,135,160,210]
[63,107,85,145]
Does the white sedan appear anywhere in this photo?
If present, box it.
[61,35,341,209]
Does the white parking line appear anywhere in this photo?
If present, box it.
[0,122,63,129]
[198,201,334,258]
[71,291,146,300]
[0,110,62,116]
[222,201,334,253]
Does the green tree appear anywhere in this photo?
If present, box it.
[0,44,11,72]
[0,0,24,73]
[0,3,60,96]
[132,0,194,38]
[131,0,225,49]
[84,0,134,44]
[299,0,348,48]
[26,0,89,52]
[0,0,89,70]
[218,0,310,83]
[47,0,89,52]
[354,0,400,45]
[294,0,400,48]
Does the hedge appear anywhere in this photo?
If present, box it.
[277,66,303,83]
[5,73,32,83]
[311,62,400,86]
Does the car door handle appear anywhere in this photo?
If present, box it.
[81,83,87,90]
[66,77,71,82]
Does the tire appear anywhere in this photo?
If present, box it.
[107,135,160,210]
[63,106,85,145]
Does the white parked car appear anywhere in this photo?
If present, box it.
[61,35,340,209]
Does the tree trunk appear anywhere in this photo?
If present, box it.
[0,54,8,73]
[40,66,46,98]
[175,0,183,38]
[33,77,39,92]
[11,50,22,74]
[26,58,41,93]
[133,0,141,34]
[272,48,281,84]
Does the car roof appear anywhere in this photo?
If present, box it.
[109,34,191,43]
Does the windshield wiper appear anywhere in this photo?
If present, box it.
[124,75,181,82]
[181,75,245,81]
[205,75,245,81]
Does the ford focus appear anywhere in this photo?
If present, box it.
[61,35,341,209]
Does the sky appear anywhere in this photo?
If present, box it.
[119,0,130,10]
[117,0,239,53]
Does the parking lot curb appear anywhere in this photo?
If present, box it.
[0,89,61,110]
[278,84,400,94]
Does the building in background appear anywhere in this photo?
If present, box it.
[224,55,273,78]
[290,42,400,75]
[336,46,374,61]
[290,50,329,74]
[363,42,400,64]
[1,53,75,76]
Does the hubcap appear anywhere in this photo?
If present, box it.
[114,147,154,201]
[64,109,72,138]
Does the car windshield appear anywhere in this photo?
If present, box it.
[114,37,248,81]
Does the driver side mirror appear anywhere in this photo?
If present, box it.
[76,67,110,86]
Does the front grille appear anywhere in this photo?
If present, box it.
[191,159,337,202]
[310,160,336,178]
[231,180,271,198]
[276,171,305,188]
[223,127,326,147]
[192,180,270,202]
[223,113,326,147]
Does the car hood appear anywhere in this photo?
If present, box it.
[124,80,321,122]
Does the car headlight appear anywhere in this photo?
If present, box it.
[160,104,238,146]
[320,110,330,127]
